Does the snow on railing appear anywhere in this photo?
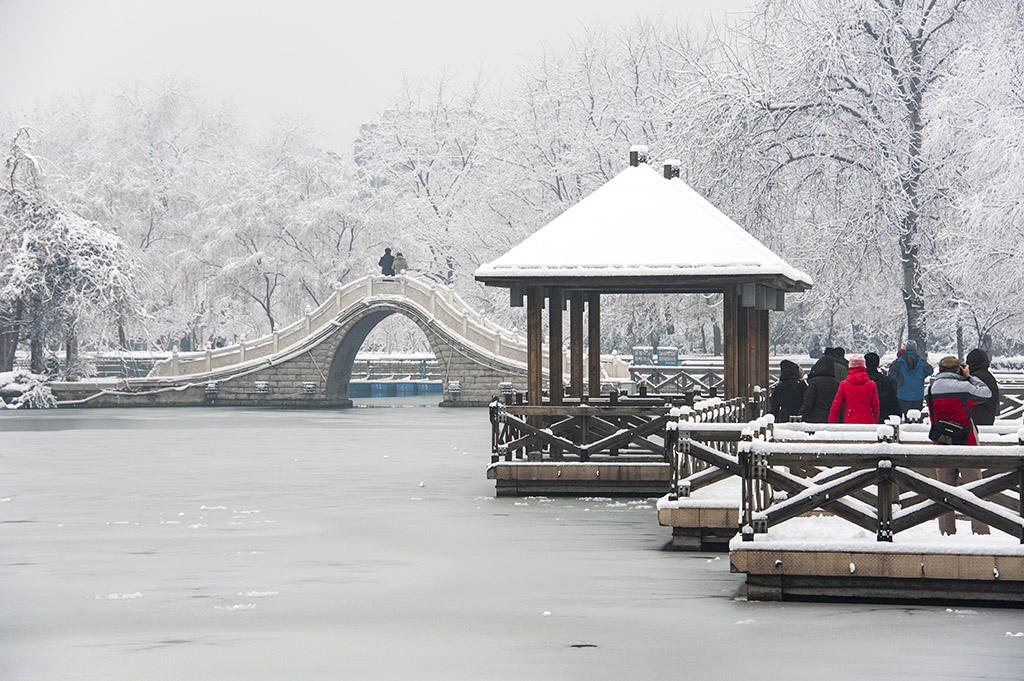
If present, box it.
[150,274,536,378]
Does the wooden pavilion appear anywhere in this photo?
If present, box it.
[475,148,812,405]
[476,148,811,496]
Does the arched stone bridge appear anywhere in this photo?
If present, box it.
[57,275,547,408]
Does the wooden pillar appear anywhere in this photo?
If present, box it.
[570,291,584,398]
[723,286,741,399]
[527,285,544,406]
[587,292,601,398]
[724,285,771,400]
[548,288,564,405]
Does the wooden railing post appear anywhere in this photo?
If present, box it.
[740,432,755,541]
[876,460,894,541]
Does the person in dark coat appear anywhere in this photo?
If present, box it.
[824,347,848,381]
[965,348,999,426]
[378,248,395,276]
[799,356,841,423]
[865,352,897,422]
[828,354,879,424]
[770,359,807,424]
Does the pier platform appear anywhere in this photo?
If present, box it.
[487,459,670,497]
[730,519,1024,606]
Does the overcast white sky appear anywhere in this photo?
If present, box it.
[0,0,756,153]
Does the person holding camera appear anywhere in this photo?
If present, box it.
[927,355,992,535]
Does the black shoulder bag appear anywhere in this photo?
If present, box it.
[926,384,970,446]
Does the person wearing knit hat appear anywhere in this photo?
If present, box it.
[928,354,993,535]
[888,340,933,417]
[828,353,879,424]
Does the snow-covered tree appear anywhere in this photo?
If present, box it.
[1,128,139,374]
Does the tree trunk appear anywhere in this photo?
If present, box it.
[0,300,19,372]
[712,323,722,356]
[900,34,928,354]
[0,326,16,372]
[65,330,79,381]
[30,332,44,374]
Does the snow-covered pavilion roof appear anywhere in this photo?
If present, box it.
[475,163,812,294]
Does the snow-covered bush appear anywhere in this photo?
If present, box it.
[0,370,56,409]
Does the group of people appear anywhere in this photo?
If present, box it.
[770,342,1000,536]
[378,248,408,276]
[771,341,999,427]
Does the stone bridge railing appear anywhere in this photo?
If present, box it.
[150,275,536,378]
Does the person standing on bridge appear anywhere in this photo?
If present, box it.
[393,252,408,275]
[379,248,395,276]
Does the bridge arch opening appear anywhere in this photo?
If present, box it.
[324,307,447,403]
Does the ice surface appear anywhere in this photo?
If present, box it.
[1,406,1022,680]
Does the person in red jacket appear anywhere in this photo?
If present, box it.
[828,354,879,424]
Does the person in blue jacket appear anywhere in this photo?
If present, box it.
[888,340,933,417]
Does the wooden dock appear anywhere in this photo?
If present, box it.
[488,460,671,497]
[658,500,738,550]
[731,542,1024,605]
[662,416,1024,604]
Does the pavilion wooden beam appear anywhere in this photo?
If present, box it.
[527,285,543,406]
[548,288,564,405]
[570,291,584,398]
[753,307,770,392]
[588,292,601,397]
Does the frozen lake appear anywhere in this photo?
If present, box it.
[2,402,1023,680]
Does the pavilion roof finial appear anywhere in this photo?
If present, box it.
[628,145,649,167]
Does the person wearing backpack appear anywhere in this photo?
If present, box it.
[889,340,933,417]
[928,355,992,535]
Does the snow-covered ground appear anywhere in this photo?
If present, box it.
[1,404,1022,680]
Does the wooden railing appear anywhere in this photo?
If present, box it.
[666,389,769,498]
[631,363,1024,420]
[736,433,1024,544]
[489,395,700,464]
[667,415,1024,544]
